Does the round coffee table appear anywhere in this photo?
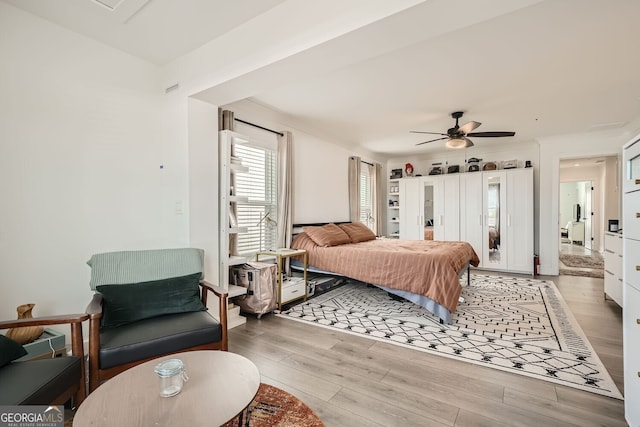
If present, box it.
[73,351,260,426]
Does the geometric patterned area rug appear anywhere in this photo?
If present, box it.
[279,274,622,399]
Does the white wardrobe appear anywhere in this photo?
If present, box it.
[460,168,533,273]
[399,168,533,274]
[398,175,460,241]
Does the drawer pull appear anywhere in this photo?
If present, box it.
[637,318,640,324]
[637,212,640,218]
[636,179,640,185]
[637,265,640,271]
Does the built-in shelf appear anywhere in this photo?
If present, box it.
[228,284,248,298]
[229,255,247,266]
[229,227,248,234]
[230,163,249,174]
[229,195,249,203]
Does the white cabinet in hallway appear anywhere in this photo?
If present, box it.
[604,231,623,306]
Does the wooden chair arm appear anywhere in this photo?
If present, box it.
[199,280,228,351]
[0,313,88,363]
[0,313,89,330]
[85,293,104,320]
[199,281,228,299]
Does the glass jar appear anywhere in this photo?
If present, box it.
[154,359,188,397]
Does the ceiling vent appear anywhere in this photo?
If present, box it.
[90,0,151,23]
[92,0,125,11]
[587,121,627,132]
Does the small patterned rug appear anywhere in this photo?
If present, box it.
[226,383,324,427]
[559,268,604,279]
[279,274,622,399]
[559,253,604,278]
[559,253,604,269]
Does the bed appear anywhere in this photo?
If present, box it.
[290,222,479,323]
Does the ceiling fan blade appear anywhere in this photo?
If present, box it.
[416,137,448,146]
[466,131,515,138]
[410,131,448,136]
[458,121,481,134]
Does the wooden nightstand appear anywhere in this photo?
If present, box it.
[255,248,307,311]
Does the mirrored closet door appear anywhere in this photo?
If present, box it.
[483,171,508,270]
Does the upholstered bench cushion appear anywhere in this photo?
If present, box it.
[0,357,81,405]
[99,311,222,370]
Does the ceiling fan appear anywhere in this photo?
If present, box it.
[411,111,515,148]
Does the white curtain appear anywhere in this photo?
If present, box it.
[372,162,383,236]
[348,156,361,222]
[277,131,293,254]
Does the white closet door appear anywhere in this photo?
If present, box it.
[460,173,483,264]
[442,174,460,241]
[506,168,534,273]
[399,178,423,240]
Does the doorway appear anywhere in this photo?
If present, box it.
[557,155,614,257]
[559,180,592,254]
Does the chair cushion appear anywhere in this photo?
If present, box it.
[88,248,204,291]
[0,335,27,367]
[0,357,81,405]
[97,273,205,329]
[99,311,222,370]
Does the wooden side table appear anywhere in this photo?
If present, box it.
[255,249,307,311]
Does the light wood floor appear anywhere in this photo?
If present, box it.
[228,271,625,427]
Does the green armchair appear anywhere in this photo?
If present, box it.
[0,313,89,406]
[85,248,228,392]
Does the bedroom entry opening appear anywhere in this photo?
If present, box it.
[559,180,593,255]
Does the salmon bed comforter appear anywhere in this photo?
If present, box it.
[291,233,480,314]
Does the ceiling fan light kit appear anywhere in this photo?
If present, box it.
[412,111,516,149]
[445,136,472,149]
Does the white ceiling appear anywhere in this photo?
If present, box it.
[5,0,640,156]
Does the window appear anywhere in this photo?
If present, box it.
[233,144,277,256]
[359,163,374,230]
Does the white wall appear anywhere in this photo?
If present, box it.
[0,4,187,320]
[604,156,621,230]
[538,131,627,275]
[224,99,386,224]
